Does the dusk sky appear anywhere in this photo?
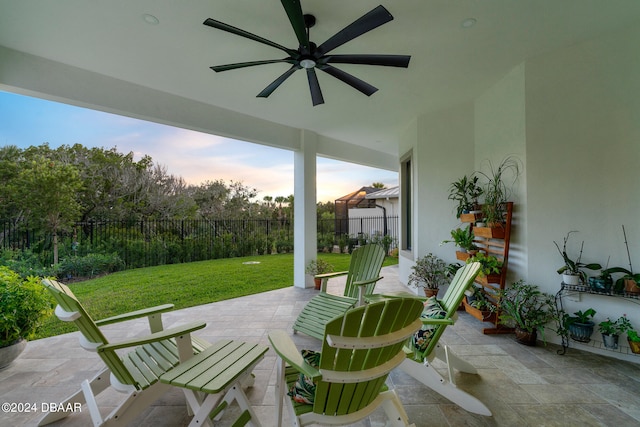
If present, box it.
[0,91,397,202]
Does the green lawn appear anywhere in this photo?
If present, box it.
[36,252,398,339]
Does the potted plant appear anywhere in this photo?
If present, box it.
[603,226,640,295]
[626,329,640,354]
[305,259,334,290]
[408,253,450,298]
[464,286,496,321]
[0,266,53,369]
[598,315,631,350]
[466,252,502,284]
[496,280,557,346]
[447,175,483,219]
[588,268,614,293]
[563,308,597,343]
[553,231,602,286]
[441,226,478,260]
[475,156,521,236]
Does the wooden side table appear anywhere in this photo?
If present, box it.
[160,339,268,427]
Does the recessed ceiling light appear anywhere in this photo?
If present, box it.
[143,14,159,25]
[461,18,476,29]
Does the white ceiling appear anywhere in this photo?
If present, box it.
[1,0,640,155]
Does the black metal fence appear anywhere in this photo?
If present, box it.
[0,216,397,269]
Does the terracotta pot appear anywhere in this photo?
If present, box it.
[314,278,322,290]
[628,339,640,354]
[423,288,438,298]
[625,278,640,295]
[514,327,537,346]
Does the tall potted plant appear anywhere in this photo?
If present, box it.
[603,225,640,295]
[553,231,602,286]
[497,280,557,346]
[447,175,483,219]
[305,259,334,290]
[441,225,478,260]
[0,266,53,369]
[408,253,450,297]
[475,156,521,236]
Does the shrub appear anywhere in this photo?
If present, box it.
[0,266,53,347]
[56,253,124,279]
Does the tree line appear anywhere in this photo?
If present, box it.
[0,144,338,263]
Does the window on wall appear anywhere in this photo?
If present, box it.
[400,151,412,252]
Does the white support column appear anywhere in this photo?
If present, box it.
[293,130,317,288]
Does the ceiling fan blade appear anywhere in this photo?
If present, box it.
[317,64,378,96]
[203,18,298,56]
[211,59,295,72]
[316,5,394,56]
[319,54,410,68]
[257,65,300,98]
[306,68,324,106]
[280,0,311,53]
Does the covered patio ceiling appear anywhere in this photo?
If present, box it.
[2,0,639,163]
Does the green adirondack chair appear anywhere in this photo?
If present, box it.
[270,297,424,426]
[293,243,385,340]
[398,261,492,416]
[39,278,211,427]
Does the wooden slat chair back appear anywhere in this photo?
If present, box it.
[44,279,132,386]
[398,262,492,416]
[340,242,386,299]
[39,278,209,427]
[418,261,481,359]
[270,297,424,426]
[293,243,385,340]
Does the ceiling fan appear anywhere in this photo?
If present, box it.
[203,1,411,106]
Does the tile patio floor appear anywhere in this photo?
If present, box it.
[2,265,640,426]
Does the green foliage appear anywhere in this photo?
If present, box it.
[305,258,334,275]
[627,330,640,342]
[497,280,557,341]
[476,156,521,225]
[598,315,631,335]
[568,308,596,324]
[0,266,53,346]
[369,234,395,255]
[0,249,51,278]
[448,175,483,218]
[553,231,602,281]
[466,252,502,276]
[441,225,476,251]
[408,253,450,290]
[57,253,124,279]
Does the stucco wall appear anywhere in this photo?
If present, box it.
[401,22,640,361]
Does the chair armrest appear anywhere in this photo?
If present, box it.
[353,276,383,288]
[316,271,349,292]
[314,271,348,280]
[95,304,175,326]
[268,330,321,380]
[421,318,455,326]
[97,321,206,352]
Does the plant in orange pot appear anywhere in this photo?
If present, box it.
[626,329,640,354]
[408,253,450,298]
[305,259,334,290]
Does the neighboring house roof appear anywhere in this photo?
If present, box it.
[365,186,399,200]
[335,186,378,203]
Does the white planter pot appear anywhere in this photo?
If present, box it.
[562,273,580,286]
